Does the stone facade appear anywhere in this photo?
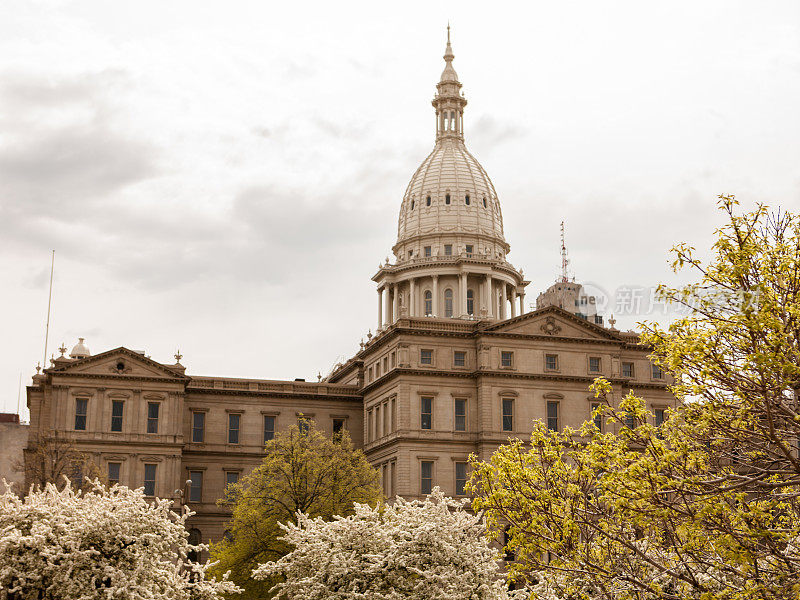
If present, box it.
[0,414,27,491]
[22,29,676,549]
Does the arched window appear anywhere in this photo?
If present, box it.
[426,195,431,206]
[424,290,432,316]
[444,289,453,318]
[467,289,474,315]
[465,194,470,205]
[445,193,451,205]
[187,528,202,563]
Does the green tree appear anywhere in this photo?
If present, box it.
[210,420,382,599]
[469,197,800,600]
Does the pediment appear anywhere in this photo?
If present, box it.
[482,306,620,341]
[49,347,187,380]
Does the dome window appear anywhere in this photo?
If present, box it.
[424,290,433,316]
[467,289,474,315]
[444,289,454,318]
[426,195,431,206]
[465,194,470,205]
[411,199,415,210]
[483,197,487,208]
[445,194,451,205]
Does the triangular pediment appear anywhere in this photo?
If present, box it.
[481,306,621,341]
[48,347,188,380]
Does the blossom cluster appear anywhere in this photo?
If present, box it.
[0,480,240,600]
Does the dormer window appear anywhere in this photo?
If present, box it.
[426,195,431,206]
[445,194,451,205]
[465,194,470,205]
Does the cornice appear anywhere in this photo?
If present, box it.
[360,366,671,394]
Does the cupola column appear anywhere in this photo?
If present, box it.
[410,278,417,317]
[484,275,493,318]
[392,284,399,322]
[459,273,468,317]
[501,283,508,320]
[432,275,439,318]
[377,287,384,330]
[519,290,526,314]
[385,287,392,326]
[511,288,518,318]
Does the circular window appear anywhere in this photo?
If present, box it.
[116,361,125,371]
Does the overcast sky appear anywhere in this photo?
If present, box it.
[1,0,799,418]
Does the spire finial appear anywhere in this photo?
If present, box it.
[443,23,454,62]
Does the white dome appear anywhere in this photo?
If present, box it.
[69,337,91,359]
[396,137,505,248]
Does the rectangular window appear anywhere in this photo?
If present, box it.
[444,244,452,256]
[465,244,473,254]
[263,415,275,443]
[107,462,121,486]
[333,418,345,436]
[454,350,466,367]
[454,398,466,431]
[503,529,515,562]
[375,362,381,378]
[546,401,559,431]
[652,364,663,379]
[545,354,558,371]
[622,362,634,378]
[390,397,396,433]
[110,400,123,432]
[383,357,388,372]
[421,397,433,430]
[192,411,205,443]
[501,351,513,367]
[228,413,240,444]
[375,404,382,438]
[75,398,88,431]
[226,471,239,488]
[420,461,433,495]
[655,408,666,427]
[382,403,388,437]
[368,367,373,382]
[143,464,156,496]
[367,409,374,441]
[455,462,467,496]
[625,413,636,429]
[189,470,203,503]
[420,349,432,365]
[146,402,159,434]
[591,402,603,432]
[589,357,601,373]
[298,417,309,435]
[424,246,431,257]
[390,352,396,367]
[502,398,514,432]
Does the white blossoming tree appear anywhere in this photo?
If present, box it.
[0,480,240,600]
[252,487,525,600]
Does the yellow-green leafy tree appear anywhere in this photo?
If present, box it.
[469,197,800,600]
[210,420,382,599]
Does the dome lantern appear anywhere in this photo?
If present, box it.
[69,337,91,359]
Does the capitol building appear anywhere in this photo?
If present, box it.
[24,31,675,545]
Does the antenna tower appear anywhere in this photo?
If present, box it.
[560,222,569,283]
